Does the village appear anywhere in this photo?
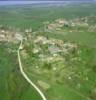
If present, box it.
[0,25,23,43]
[18,18,94,94]
[0,16,96,99]
[1,1,96,99]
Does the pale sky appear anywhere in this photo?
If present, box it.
[0,0,95,6]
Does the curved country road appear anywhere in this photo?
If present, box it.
[17,40,47,100]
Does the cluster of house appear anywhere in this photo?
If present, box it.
[31,35,77,62]
[45,17,90,31]
[0,26,23,42]
[88,25,96,32]
[72,17,89,27]
[47,19,70,30]
[0,29,6,41]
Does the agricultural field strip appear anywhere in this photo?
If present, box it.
[17,40,47,100]
[26,71,89,100]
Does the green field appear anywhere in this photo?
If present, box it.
[0,3,96,100]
